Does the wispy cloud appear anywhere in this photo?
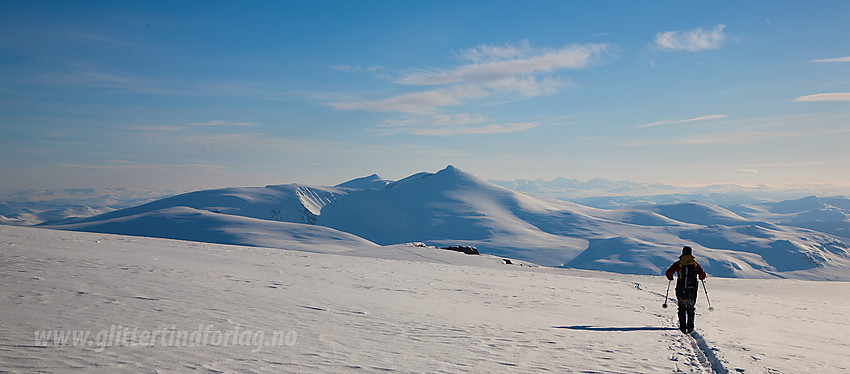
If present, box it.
[130,126,184,132]
[64,161,228,172]
[382,113,487,129]
[408,122,536,136]
[375,113,536,136]
[400,42,606,86]
[456,40,532,63]
[177,131,469,161]
[810,56,850,63]
[331,65,385,72]
[329,41,607,135]
[637,114,727,128]
[794,93,850,102]
[331,41,608,114]
[736,169,759,174]
[675,131,799,145]
[637,120,670,128]
[41,71,175,94]
[37,69,303,102]
[654,24,727,52]
[330,85,489,114]
[679,114,728,123]
[190,120,255,127]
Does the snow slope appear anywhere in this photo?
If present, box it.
[49,206,380,254]
[1,225,848,373]
[42,166,850,280]
[42,184,347,226]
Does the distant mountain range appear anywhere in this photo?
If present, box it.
[35,166,850,280]
[490,177,850,240]
[489,177,850,208]
[0,187,179,226]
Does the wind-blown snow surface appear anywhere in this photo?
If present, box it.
[2,225,848,373]
[42,166,850,280]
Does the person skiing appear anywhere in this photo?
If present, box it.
[665,246,706,333]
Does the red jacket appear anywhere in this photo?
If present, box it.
[666,254,706,281]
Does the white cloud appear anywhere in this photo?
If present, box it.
[399,43,607,86]
[795,93,850,102]
[131,126,184,132]
[330,41,607,136]
[383,113,487,129]
[675,131,799,145]
[457,40,532,63]
[637,114,727,128]
[810,56,850,63]
[409,122,537,136]
[330,85,488,114]
[637,120,671,128]
[377,114,536,136]
[483,75,567,97]
[654,24,727,52]
[678,114,728,123]
[190,121,255,127]
[736,169,759,175]
[331,42,607,114]
[332,65,385,72]
[64,162,228,172]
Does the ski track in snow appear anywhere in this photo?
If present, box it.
[631,282,727,374]
[690,332,728,374]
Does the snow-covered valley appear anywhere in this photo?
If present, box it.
[2,225,848,373]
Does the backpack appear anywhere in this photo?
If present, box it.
[679,254,699,296]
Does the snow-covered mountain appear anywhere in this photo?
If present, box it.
[727,195,850,238]
[42,166,850,280]
[43,184,348,226]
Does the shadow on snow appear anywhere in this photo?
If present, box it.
[553,325,678,332]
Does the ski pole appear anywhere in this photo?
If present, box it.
[662,279,671,309]
[701,279,714,311]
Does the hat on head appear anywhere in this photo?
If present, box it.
[682,246,692,255]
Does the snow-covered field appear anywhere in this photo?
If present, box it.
[2,225,848,373]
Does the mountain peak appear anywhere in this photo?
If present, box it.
[386,165,473,189]
[337,174,393,190]
[432,165,486,185]
[437,165,461,175]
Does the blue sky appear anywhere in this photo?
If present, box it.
[1,1,848,190]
